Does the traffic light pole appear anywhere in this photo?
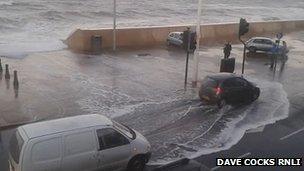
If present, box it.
[241,43,246,74]
[184,28,191,90]
[239,37,246,74]
[272,38,281,78]
[238,18,249,74]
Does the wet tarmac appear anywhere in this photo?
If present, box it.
[1,31,304,170]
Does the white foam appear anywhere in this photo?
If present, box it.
[150,78,289,164]
[0,39,65,58]
[0,1,14,6]
[189,80,289,157]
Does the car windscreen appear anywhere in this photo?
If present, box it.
[9,131,24,164]
[113,121,136,140]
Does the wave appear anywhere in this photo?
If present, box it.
[0,0,303,57]
[0,0,14,6]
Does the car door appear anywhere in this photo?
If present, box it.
[62,129,98,171]
[237,78,253,102]
[222,78,245,103]
[234,78,251,102]
[253,39,263,50]
[175,33,183,46]
[263,39,275,51]
[95,127,132,171]
[172,33,180,46]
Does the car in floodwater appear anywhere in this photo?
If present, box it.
[166,32,183,47]
[245,37,286,54]
[8,114,151,171]
[199,73,260,108]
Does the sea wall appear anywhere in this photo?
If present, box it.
[65,20,304,52]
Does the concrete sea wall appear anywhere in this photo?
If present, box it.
[65,20,304,52]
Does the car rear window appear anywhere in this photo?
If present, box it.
[202,77,218,88]
[9,131,24,164]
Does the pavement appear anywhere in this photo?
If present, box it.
[1,31,304,171]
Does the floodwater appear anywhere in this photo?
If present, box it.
[95,77,290,163]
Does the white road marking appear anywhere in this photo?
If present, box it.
[238,152,251,158]
[210,152,251,171]
[280,127,304,140]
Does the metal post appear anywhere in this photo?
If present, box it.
[13,70,19,88]
[5,64,10,79]
[113,0,117,51]
[184,28,191,90]
[193,0,202,87]
[242,44,246,74]
[0,58,2,73]
[239,36,246,74]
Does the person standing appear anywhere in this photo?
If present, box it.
[223,42,232,59]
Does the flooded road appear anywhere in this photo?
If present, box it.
[115,78,289,163]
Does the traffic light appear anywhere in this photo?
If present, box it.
[190,32,197,51]
[239,18,249,37]
[183,30,196,51]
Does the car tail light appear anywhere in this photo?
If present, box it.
[215,87,222,95]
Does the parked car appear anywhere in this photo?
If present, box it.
[166,32,183,47]
[245,37,284,53]
[199,73,260,108]
[8,114,151,171]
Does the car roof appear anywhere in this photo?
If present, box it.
[19,114,113,139]
[169,32,183,35]
[250,37,273,41]
[207,73,241,82]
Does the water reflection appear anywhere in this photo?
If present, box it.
[5,79,10,90]
[14,86,19,98]
[0,66,20,98]
[13,71,19,98]
[279,56,288,79]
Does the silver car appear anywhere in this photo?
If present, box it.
[8,114,151,171]
[166,32,183,47]
[245,37,277,53]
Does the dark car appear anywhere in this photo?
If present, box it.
[199,73,260,108]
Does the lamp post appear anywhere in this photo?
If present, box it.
[193,0,202,87]
[113,0,117,51]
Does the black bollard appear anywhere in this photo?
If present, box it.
[5,64,10,79]
[13,70,19,88]
[0,59,2,73]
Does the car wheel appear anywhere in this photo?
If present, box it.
[252,88,260,101]
[248,46,256,53]
[217,99,226,109]
[127,156,146,171]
